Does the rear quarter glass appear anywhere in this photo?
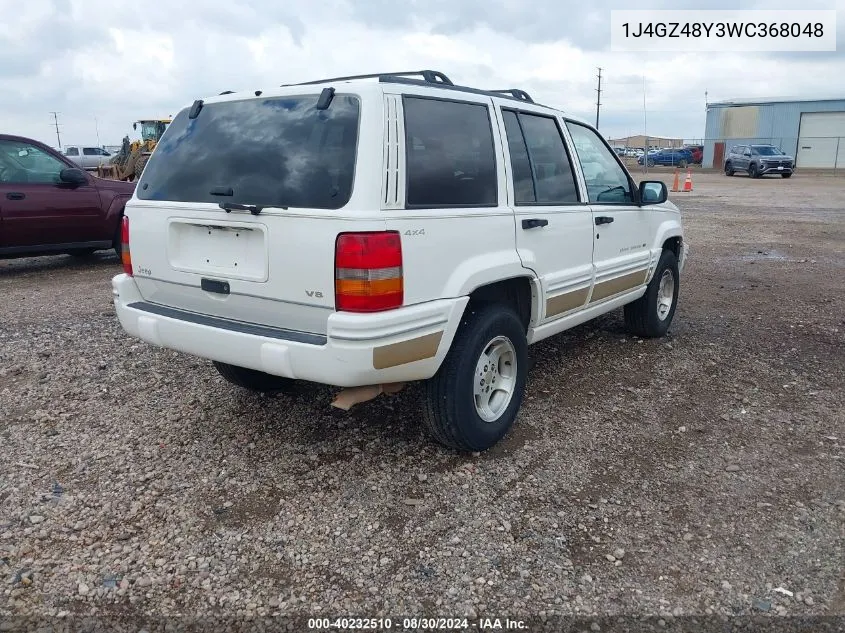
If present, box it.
[136,94,361,210]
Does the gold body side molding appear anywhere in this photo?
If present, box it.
[545,287,590,318]
[590,269,649,303]
[372,331,443,370]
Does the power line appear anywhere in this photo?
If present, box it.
[49,112,62,149]
[595,67,602,129]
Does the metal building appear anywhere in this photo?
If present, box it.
[703,96,845,169]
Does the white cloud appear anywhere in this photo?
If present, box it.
[1,0,842,147]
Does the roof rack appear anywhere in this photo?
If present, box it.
[486,89,534,104]
[276,71,544,108]
[282,70,454,87]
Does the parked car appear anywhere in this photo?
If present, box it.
[0,134,135,258]
[112,69,688,451]
[724,144,794,178]
[638,148,693,167]
[685,144,703,164]
[63,145,113,170]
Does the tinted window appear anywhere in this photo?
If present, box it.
[0,141,66,184]
[65,147,79,156]
[83,147,99,155]
[403,97,496,207]
[565,122,633,204]
[517,113,578,204]
[137,95,360,210]
[501,111,535,203]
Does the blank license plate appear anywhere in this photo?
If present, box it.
[168,220,267,281]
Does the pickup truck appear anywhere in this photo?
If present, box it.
[63,145,113,170]
[0,134,135,259]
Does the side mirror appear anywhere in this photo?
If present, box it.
[639,181,667,205]
[60,168,88,185]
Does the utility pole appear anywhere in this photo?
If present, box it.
[642,76,648,172]
[50,112,62,149]
[595,67,603,129]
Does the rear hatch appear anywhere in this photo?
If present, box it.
[125,91,366,336]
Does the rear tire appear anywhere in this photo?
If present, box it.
[679,159,688,168]
[424,304,528,452]
[135,155,148,179]
[213,361,294,393]
[624,249,680,338]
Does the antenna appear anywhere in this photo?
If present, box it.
[50,111,62,149]
[95,116,101,147]
[595,67,603,129]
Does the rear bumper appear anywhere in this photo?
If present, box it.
[112,274,468,387]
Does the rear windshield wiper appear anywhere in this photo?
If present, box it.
[217,202,274,215]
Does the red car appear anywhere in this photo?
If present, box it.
[687,145,703,164]
[0,134,135,259]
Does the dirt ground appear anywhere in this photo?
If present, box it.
[1,170,843,629]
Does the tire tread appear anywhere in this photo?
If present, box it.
[423,304,526,451]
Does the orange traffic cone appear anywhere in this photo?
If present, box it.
[670,169,680,192]
[682,169,693,192]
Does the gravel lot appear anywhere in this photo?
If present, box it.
[1,171,843,627]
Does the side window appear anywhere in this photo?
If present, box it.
[517,113,579,204]
[501,111,535,203]
[403,96,497,207]
[0,141,66,184]
[66,147,79,156]
[82,147,98,156]
[565,122,634,204]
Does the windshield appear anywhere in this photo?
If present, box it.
[140,121,168,142]
[137,95,360,210]
[752,146,783,156]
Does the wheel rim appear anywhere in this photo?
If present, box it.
[656,269,675,321]
[473,336,517,423]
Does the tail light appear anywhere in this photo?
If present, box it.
[335,231,403,312]
[121,216,133,276]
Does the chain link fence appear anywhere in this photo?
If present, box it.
[614,136,844,173]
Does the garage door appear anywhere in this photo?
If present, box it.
[797,112,845,168]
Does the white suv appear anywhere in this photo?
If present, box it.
[112,70,688,451]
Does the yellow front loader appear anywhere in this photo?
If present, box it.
[107,118,171,181]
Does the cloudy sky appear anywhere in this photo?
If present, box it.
[2,0,843,148]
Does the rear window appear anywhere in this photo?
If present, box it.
[137,95,360,210]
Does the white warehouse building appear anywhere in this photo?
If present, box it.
[703,96,845,169]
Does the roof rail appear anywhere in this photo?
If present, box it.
[487,89,534,103]
[281,70,453,87]
[219,90,235,95]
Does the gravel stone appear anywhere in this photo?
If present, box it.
[0,172,842,619]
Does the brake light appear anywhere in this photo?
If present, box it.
[121,216,133,276]
[335,232,403,312]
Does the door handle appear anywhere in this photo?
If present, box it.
[595,216,614,226]
[521,218,549,230]
[6,192,25,200]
